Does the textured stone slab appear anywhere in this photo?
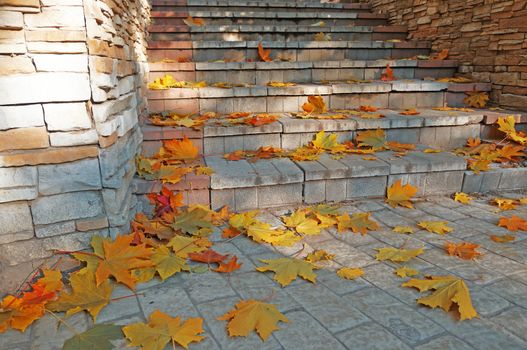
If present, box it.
[38,158,102,195]
[204,119,283,137]
[31,191,104,225]
[376,148,467,174]
[0,202,33,244]
[206,156,303,189]
[279,115,357,133]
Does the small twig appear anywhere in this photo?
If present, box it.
[54,250,102,259]
[110,293,145,302]
[45,309,80,336]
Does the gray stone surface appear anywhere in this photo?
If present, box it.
[0,202,33,244]
[38,158,102,195]
[31,191,104,225]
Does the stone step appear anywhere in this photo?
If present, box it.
[205,145,469,210]
[147,40,430,62]
[148,59,458,84]
[148,24,408,42]
[150,11,388,26]
[146,80,492,114]
[151,0,372,13]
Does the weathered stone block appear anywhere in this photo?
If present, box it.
[0,73,90,105]
[0,202,33,244]
[0,146,98,167]
[43,102,91,131]
[32,54,88,72]
[0,126,49,151]
[0,11,23,30]
[0,166,38,202]
[258,183,303,208]
[347,176,387,199]
[38,158,102,195]
[35,220,75,238]
[0,56,35,74]
[234,187,257,211]
[31,191,104,225]
[304,180,325,204]
[0,104,44,130]
[24,7,85,28]
[50,130,98,147]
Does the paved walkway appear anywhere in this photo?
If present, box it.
[3,192,527,350]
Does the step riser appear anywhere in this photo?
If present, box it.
[148,67,457,84]
[202,124,480,156]
[148,91,447,114]
[149,31,408,42]
[152,6,372,13]
[151,18,388,26]
[147,47,431,63]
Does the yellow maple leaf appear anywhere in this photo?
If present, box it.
[288,146,323,161]
[356,128,387,150]
[336,267,364,280]
[246,222,301,246]
[305,250,335,264]
[312,131,346,153]
[402,275,478,320]
[418,221,453,235]
[497,116,527,145]
[336,212,380,235]
[267,81,296,87]
[394,266,419,278]
[464,91,489,108]
[218,300,289,341]
[282,210,321,235]
[47,271,112,321]
[150,245,190,280]
[376,247,424,262]
[167,236,210,258]
[468,159,490,174]
[392,226,414,234]
[256,258,317,287]
[454,192,472,204]
[314,32,331,41]
[123,310,205,349]
[386,180,418,208]
[490,198,518,211]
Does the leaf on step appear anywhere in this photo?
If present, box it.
[468,159,490,174]
[464,91,489,108]
[497,116,527,145]
[402,275,478,320]
[183,16,205,26]
[218,299,289,341]
[490,234,516,243]
[123,310,205,349]
[360,105,378,112]
[498,215,527,231]
[444,242,481,260]
[336,212,380,235]
[62,324,123,350]
[314,32,331,41]
[432,48,449,60]
[336,267,364,280]
[312,130,346,153]
[256,258,317,287]
[400,108,420,115]
[423,148,441,153]
[381,64,395,81]
[267,81,297,87]
[393,226,414,234]
[386,179,418,208]
[160,136,199,161]
[418,221,453,235]
[311,21,326,27]
[47,271,112,321]
[453,192,472,204]
[490,198,518,211]
[258,42,272,62]
[394,266,419,278]
[302,95,327,114]
[356,128,387,150]
[496,145,526,161]
[376,247,424,262]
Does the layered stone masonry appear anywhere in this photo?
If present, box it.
[359,0,527,111]
[0,0,150,271]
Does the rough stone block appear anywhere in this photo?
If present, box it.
[258,183,303,208]
[32,54,88,72]
[498,168,527,189]
[0,73,90,105]
[0,146,98,167]
[234,187,258,211]
[38,158,102,195]
[326,178,347,202]
[304,180,325,204]
[0,126,49,151]
[347,175,387,199]
[31,191,104,225]
[210,188,235,210]
[0,104,44,130]
[0,11,23,30]
[49,129,98,147]
[24,7,85,28]
[0,202,33,244]
[0,55,35,74]
[35,220,76,238]
[389,171,464,196]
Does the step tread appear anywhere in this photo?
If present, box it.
[150,10,386,19]
[148,24,407,33]
[146,80,492,99]
[205,145,467,189]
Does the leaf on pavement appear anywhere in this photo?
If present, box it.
[63,324,122,350]
[256,258,317,287]
[188,249,229,264]
[418,221,453,235]
[213,256,242,273]
[490,198,518,211]
[376,247,424,262]
[386,180,418,208]
[218,300,289,341]
[402,275,478,320]
[393,226,414,234]
[444,242,481,260]
[498,215,527,231]
[282,209,322,235]
[336,267,364,280]
[394,266,419,278]
[305,250,335,264]
[167,236,210,258]
[453,192,472,204]
[490,234,516,243]
[150,245,190,280]
[123,310,205,349]
[336,212,380,235]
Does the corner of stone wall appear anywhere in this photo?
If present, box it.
[0,0,150,282]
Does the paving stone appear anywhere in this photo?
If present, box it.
[96,284,142,323]
[287,283,369,333]
[316,268,371,295]
[487,278,527,309]
[29,312,90,350]
[274,310,346,350]
[492,307,527,341]
[346,287,445,346]
[470,287,511,317]
[336,322,412,350]
[315,239,375,268]
[138,281,199,318]
[182,271,237,304]
[413,335,474,350]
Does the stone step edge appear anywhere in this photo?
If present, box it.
[152,0,370,10]
[146,81,492,99]
[147,39,431,50]
[147,24,407,33]
[148,59,458,72]
[150,11,386,20]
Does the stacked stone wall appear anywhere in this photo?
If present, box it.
[0,0,150,290]
[359,0,527,110]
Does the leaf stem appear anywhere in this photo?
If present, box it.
[45,309,80,336]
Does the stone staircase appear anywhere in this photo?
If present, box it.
[135,0,527,212]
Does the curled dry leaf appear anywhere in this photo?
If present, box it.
[183,16,205,26]
[402,275,478,320]
[400,108,420,115]
[381,64,395,81]
[218,300,289,341]
[337,267,364,280]
[258,42,272,62]
[464,91,489,109]
[314,32,331,41]
[490,234,516,243]
[444,242,482,260]
[490,198,518,211]
[302,95,327,114]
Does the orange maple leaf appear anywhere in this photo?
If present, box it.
[258,43,272,62]
[360,105,378,112]
[498,215,527,231]
[386,180,418,208]
[147,186,184,217]
[381,64,395,81]
[444,242,481,260]
[161,136,199,160]
[243,114,279,127]
[213,256,242,273]
[302,96,327,114]
[400,108,420,115]
[467,137,481,147]
[222,227,242,239]
[433,48,449,60]
[490,234,516,243]
[188,249,229,264]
